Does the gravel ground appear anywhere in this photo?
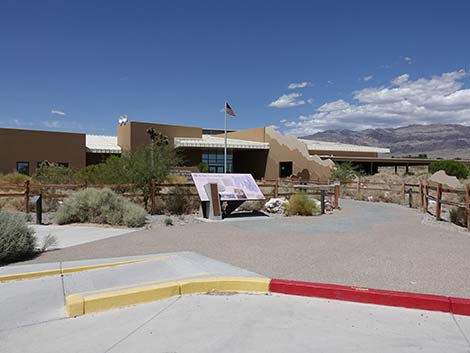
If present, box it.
[20,199,470,298]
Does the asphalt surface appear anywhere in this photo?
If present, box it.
[20,199,470,297]
[2,293,470,353]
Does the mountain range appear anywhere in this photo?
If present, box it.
[301,124,470,158]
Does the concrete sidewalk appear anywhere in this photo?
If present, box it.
[0,252,261,331]
[1,293,470,353]
[32,224,137,249]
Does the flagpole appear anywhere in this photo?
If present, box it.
[224,100,227,173]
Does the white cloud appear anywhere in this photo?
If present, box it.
[404,56,412,64]
[363,75,373,82]
[51,109,66,116]
[269,93,306,108]
[288,81,312,89]
[283,70,470,135]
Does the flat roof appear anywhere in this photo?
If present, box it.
[299,138,390,154]
[174,135,270,150]
[86,135,121,154]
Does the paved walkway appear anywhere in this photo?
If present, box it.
[2,293,470,353]
[32,224,136,249]
[22,199,470,297]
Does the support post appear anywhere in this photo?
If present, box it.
[320,189,326,214]
[356,177,361,199]
[24,180,30,213]
[394,165,398,174]
[334,184,340,209]
[419,180,424,210]
[274,178,279,198]
[402,181,406,201]
[435,183,442,221]
[408,188,413,208]
[424,181,429,213]
[150,178,156,213]
[466,184,470,232]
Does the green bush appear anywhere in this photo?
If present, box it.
[32,163,76,184]
[331,162,357,182]
[428,160,469,179]
[54,188,147,227]
[0,210,36,264]
[284,193,319,216]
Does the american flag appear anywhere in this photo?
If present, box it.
[225,102,236,116]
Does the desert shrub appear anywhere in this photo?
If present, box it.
[450,207,467,228]
[164,217,173,226]
[428,160,469,179]
[0,197,25,212]
[197,162,209,173]
[0,172,30,184]
[0,210,36,264]
[54,188,146,227]
[284,193,319,216]
[32,163,76,184]
[331,162,357,182]
[165,187,198,215]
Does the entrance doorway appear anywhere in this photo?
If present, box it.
[279,161,293,178]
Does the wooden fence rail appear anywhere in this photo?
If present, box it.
[0,179,341,214]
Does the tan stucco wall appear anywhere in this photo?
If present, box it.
[0,128,86,175]
[226,127,333,181]
[118,121,202,151]
[309,150,378,158]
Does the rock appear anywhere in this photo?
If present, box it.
[264,198,288,214]
[428,170,462,189]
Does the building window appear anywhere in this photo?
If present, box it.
[279,161,293,178]
[16,162,30,175]
[202,149,232,173]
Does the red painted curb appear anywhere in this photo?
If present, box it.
[270,279,460,314]
[450,297,470,316]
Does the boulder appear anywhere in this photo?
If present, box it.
[428,170,462,189]
[264,198,288,214]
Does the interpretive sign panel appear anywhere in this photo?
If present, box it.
[191,173,265,202]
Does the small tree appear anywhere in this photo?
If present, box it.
[331,162,358,182]
[428,160,469,179]
[32,162,76,184]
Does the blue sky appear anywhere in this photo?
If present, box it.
[1,0,470,136]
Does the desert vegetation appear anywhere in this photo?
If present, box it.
[54,188,147,227]
[284,193,320,216]
[0,210,36,264]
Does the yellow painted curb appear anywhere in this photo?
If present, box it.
[0,256,169,283]
[179,277,271,295]
[65,277,270,317]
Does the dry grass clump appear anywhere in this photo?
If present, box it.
[285,193,320,216]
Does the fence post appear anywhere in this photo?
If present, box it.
[435,183,442,221]
[24,180,30,213]
[419,180,424,210]
[274,179,279,198]
[150,178,156,212]
[402,181,406,201]
[320,189,326,214]
[356,177,361,199]
[424,181,429,213]
[466,184,470,232]
[334,184,340,209]
[408,188,413,208]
